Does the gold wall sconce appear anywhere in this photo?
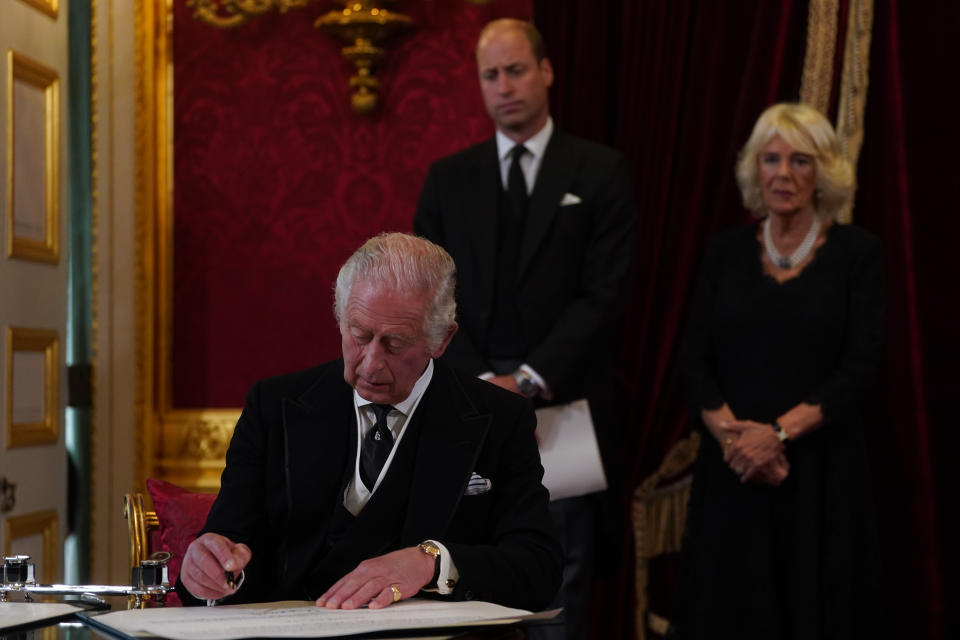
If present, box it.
[315,2,413,114]
[186,0,492,114]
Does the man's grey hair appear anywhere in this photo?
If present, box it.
[334,233,457,350]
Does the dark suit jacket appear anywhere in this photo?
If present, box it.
[175,359,561,611]
[413,130,635,405]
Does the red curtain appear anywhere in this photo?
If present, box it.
[536,1,805,633]
[536,1,952,638]
[854,1,957,636]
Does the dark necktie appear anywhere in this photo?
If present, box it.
[507,144,529,218]
[360,403,395,490]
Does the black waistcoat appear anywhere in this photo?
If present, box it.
[297,409,424,599]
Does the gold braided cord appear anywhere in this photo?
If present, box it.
[800,0,839,116]
[835,0,874,224]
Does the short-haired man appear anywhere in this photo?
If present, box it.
[177,233,562,612]
[414,18,636,640]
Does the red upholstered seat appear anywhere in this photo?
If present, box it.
[124,479,217,606]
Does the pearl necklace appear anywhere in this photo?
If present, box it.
[763,215,821,270]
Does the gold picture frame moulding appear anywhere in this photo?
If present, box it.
[6,49,60,264]
[6,327,60,448]
[3,509,58,583]
[15,0,60,19]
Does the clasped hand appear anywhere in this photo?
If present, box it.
[720,420,789,486]
[181,533,434,608]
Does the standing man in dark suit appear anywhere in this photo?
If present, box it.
[176,233,561,612]
[413,18,636,640]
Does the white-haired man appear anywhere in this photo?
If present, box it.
[177,233,561,612]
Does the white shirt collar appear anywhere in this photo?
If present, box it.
[353,358,434,417]
[495,116,554,162]
[345,359,435,512]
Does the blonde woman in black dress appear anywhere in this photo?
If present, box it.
[674,103,884,639]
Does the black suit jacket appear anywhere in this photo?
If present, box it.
[176,359,561,611]
[413,130,635,405]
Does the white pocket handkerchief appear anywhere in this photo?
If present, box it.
[560,192,582,206]
[464,472,492,496]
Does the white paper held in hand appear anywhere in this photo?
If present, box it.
[534,399,607,501]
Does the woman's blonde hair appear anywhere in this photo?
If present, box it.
[736,102,853,219]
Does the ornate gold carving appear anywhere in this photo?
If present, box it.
[179,415,235,460]
[187,0,320,29]
[835,0,874,224]
[156,410,239,491]
[799,0,839,116]
[315,2,414,114]
[185,0,415,114]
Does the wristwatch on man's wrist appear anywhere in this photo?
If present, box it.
[418,541,441,585]
[771,420,789,443]
[513,370,539,397]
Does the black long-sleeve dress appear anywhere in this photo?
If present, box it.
[673,222,885,640]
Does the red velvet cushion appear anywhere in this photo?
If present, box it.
[145,478,217,603]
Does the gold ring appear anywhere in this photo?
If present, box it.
[390,584,401,603]
[724,438,733,446]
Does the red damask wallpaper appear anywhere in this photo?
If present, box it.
[172,0,531,407]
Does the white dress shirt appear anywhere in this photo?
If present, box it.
[495,116,554,193]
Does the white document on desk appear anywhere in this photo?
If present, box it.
[87,599,535,639]
[535,399,607,501]
[0,602,82,630]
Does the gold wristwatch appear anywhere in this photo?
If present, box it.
[419,541,441,584]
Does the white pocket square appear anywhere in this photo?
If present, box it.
[464,472,492,496]
[560,192,582,206]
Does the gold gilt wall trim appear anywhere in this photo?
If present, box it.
[799,0,838,116]
[835,0,874,224]
[135,0,159,494]
[137,0,239,493]
[89,0,100,571]
[134,0,147,495]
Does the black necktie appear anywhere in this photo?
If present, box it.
[360,404,395,490]
[507,144,528,218]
